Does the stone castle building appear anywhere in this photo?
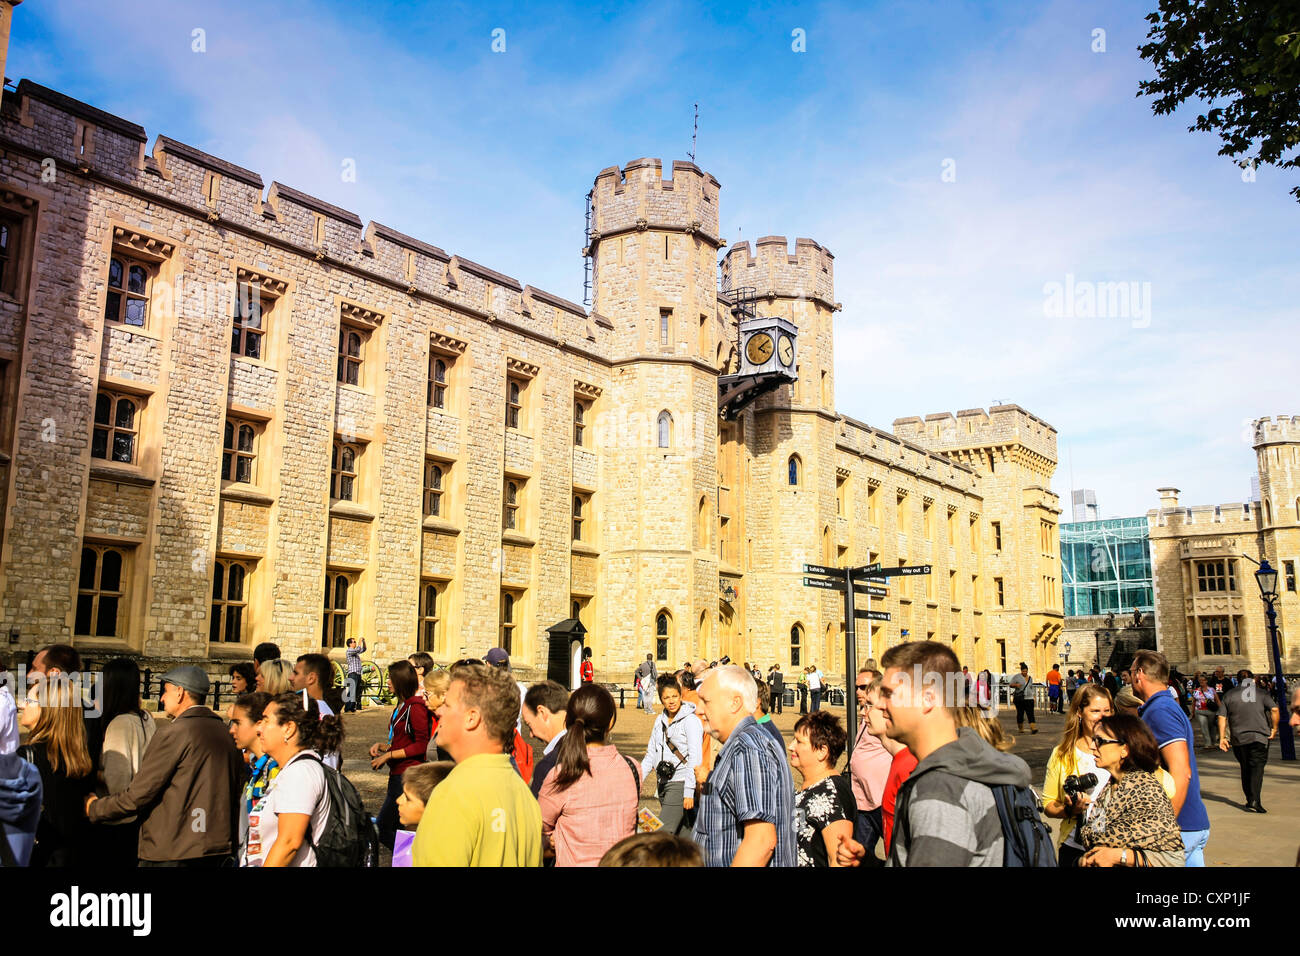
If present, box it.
[1147,416,1300,676]
[0,20,1064,681]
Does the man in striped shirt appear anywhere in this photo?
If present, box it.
[692,665,795,867]
[344,638,365,713]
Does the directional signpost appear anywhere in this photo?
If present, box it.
[801,560,931,745]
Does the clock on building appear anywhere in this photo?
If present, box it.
[718,315,799,420]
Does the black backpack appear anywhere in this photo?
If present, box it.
[991,784,1057,867]
[298,754,379,868]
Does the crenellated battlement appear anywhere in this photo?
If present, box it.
[721,236,835,308]
[589,157,721,245]
[1253,415,1300,447]
[892,404,1058,465]
[0,79,610,351]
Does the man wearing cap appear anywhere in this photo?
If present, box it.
[85,665,244,866]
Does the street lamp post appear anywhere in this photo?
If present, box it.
[1254,559,1295,761]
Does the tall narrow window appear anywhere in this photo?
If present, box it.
[222,419,257,484]
[0,213,23,297]
[657,411,672,449]
[995,577,1005,607]
[790,624,802,667]
[210,558,251,644]
[503,479,520,531]
[991,521,1002,551]
[332,441,358,501]
[423,460,444,518]
[337,327,365,385]
[322,571,352,648]
[573,399,588,447]
[506,379,523,429]
[1285,560,1296,592]
[91,392,139,465]
[232,288,267,360]
[788,455,801,487]
[75,545,128,638]
[500,591,517,654]
[429,356,447,408]
[572,493,587,542]
[656,611,671,661]
[660,308,671,347]
[105,255,151,328]
[419,580,440,653]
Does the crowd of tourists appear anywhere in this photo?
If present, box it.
[0,639,1295,868]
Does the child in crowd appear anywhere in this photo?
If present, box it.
[396,760,454,830]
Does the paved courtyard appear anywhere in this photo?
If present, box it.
[338,693,1298,866]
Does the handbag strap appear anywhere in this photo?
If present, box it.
[661,716,687,767]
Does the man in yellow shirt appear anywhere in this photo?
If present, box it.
[413,661,542,867]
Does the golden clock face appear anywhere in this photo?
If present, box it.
[745,332,774,365]
[778,334,795,366]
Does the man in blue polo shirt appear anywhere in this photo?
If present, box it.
[1131,649,1210,866]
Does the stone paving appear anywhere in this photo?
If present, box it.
[339,696,1299,866]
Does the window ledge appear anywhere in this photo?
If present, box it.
[329,501,375,522]
[220,484,274,506]
[231,354,274,373]
[899,597,912,605]
[572,542,599,557]
[104,322,162,342]
[422,517,461,535]
[72,637,135,653]
[89,463,155,487]
[973,608,983,615]
[336,382,373,397]
[926,601,939,609]
[207,643,255,658]
[502,532,535,547]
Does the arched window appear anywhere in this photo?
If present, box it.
[337,328,364,385]
[429,357,447,408]
[657,411,672,448]
[788,455,801,486]
[423,461,444,517]
[500,591,516,654]
[1295,497,1300,521]
[506,380,522,429]
[699,611,710,658]
[656,610,671,661]
[503,480,519,530]
[1265,499,1273,525]
[92,392,139,465]
[331,442,358,501]
[790,623,803,667]
[698,496,709,549]
[822,525,832,564]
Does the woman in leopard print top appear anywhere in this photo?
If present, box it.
[1076,714,1185,867]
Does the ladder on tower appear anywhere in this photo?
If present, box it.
[582,189,593,307]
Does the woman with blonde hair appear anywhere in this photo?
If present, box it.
[257,659,293,696]
[1042,683,1112,866]
[423,669,453,761]
[951,706,1014,752]
[18,674,94,866]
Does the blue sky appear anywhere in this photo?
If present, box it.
[15,0,1299,517]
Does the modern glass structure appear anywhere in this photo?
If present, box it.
[1061,517,1154,616]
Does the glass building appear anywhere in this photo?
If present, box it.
[1061,517,1154,616]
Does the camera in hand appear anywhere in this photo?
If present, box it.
[1062,773,1099,798]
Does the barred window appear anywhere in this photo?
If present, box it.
[91,392,139,465]
[1200,616,1233,656]
[210,559,251,643]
